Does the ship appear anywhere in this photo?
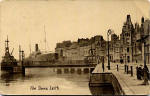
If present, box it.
[24,43,58,66]
[24,25,59,66]
[1,36,25,73]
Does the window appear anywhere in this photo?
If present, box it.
[127,56,130,63]
[127,47,129,52]
[60,49,63,56]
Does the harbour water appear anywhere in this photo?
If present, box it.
[0,67,114,95]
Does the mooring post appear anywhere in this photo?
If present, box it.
[131,66,133,76]
[117,64,119,71]
[127,65,129,74]
[22,66,25,75]
[21,50,25,75]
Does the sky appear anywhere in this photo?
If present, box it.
[0,0,150,60]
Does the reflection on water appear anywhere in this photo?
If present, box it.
[0,67,114,95]
[89,86,115,95]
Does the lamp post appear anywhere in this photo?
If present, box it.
[107,29,112,70]
[124,53,127,73]
[143,41,149,85]
[89,42,94,65]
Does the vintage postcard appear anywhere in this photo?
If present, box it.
[0,0,150,95]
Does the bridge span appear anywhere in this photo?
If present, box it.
[23,64,96,68]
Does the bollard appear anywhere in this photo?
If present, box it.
[22,66,25,76]
[131,66,133,76]
[136,66,138,79]
[127,65,129,74]
[125,65,126,73]
[117,65,119,71]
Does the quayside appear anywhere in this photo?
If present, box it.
[89,73,124,95]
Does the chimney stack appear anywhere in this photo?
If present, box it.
[141,17,144,24]
[127,14,131,22]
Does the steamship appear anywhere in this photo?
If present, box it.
[24,43,58,66]
[24,25,58,66]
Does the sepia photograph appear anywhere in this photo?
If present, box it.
[0,0,150,95]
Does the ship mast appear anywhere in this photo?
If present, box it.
[43,25,50,53]
[19,45,21,62]
[44,25,46,52]
[5,35,10,54]
[29,40,31,54]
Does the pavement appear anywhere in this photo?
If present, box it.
[92,63,150,95]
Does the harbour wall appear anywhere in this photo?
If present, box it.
[89,73,125,95]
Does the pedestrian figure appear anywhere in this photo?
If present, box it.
[136,66,141,80]
[102,57,104,72]
[138,66,143,80]
[136,66,139,79]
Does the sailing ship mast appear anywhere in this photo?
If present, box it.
[43,25,51,53]
[44,25,47,52]
[29,40,31,54]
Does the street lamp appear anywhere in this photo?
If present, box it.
[107,29,112,70]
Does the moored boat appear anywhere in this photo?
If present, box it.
[1,36,24,73]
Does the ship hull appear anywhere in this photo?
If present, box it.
[1,66,14,73]
[1,66,25,74]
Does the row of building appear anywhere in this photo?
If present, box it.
[55,15,150,65]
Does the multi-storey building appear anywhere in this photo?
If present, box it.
[120,15,134,64]
[132,17,150,65]
[142,19,150,65]
[55,40,72,61]
[111,34,120,63]
[132,22,143,63]
[55,15,150,66]
[94,35,107,63]
[120,15,150,65]
[55,35,107,65]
